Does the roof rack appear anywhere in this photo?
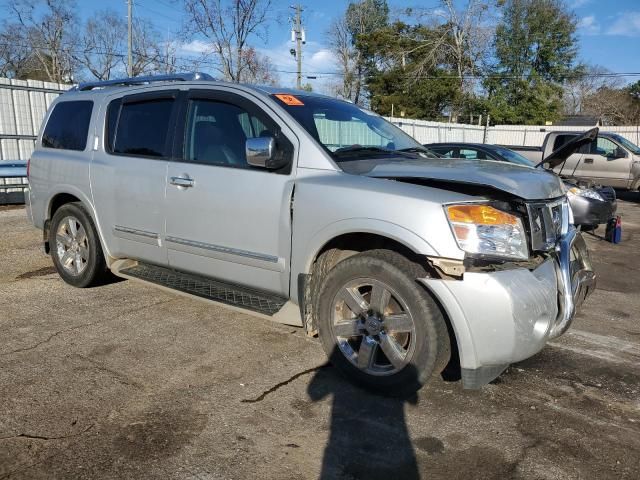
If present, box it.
[74,72,215,91]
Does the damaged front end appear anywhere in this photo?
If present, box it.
[412,183,596,388]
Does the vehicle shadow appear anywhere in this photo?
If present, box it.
[307,348,421,480]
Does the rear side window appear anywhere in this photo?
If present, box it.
[111,98,175,158]
[42,101,93,151]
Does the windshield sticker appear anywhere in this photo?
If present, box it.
[274,94,304,106]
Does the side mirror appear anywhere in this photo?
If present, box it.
[246,136,279,169]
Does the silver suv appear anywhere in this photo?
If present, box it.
[27,73,595,393]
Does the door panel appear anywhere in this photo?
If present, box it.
[164,92,296,295]
[571,137,631,187]
[91,92,178,265]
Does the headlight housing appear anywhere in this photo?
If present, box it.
[445,204,529,260]
[566,186,605,202]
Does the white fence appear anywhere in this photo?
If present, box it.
[387,116,640,148]
[0,78,70,162]
[1,76,639,162]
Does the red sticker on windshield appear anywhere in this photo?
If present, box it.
[274,94,304,106]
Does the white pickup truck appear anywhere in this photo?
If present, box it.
[508,130,640,190]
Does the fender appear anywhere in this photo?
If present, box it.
[302,218,439,274]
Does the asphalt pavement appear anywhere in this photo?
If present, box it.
[1,198,639,480]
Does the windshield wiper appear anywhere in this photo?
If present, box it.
[333,145,416,159]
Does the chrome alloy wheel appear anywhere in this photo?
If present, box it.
[331,278,417,376]
[55,216,89,276]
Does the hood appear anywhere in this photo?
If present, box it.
[536,128,599,168]
[343,157,565,200]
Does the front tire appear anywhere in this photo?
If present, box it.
[50,202,108,288]
[315,249,450,395]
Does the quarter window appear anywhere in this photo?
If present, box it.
[42,101,93,151]
[112,98,174,158]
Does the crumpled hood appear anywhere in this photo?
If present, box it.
[354,158,565,200]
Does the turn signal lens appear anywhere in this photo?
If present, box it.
[446,204,518,225]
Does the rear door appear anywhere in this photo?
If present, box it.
[91,90,179,265]
[164,89,297,295]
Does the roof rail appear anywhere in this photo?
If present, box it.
[74,72,215,91]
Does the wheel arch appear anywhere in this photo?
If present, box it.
[44,188,110,259]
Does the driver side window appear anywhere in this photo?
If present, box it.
[184,99,276,168]
[592,137,617,157]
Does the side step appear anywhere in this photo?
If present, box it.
[119,263,288,316]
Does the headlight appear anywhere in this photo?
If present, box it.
[445,204,529,260]
[566,186,604,202]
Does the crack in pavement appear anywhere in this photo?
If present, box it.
[0,298,176,357]
[241,364,330,403]
[0,320,104,356]
[0,425,95,480]
[0,423,94,442]
[71,353,144,390]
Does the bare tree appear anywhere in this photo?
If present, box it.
[76,10,127,81]
[239,47,278,84]
[563,65,624,116]
[130,18,164,77]
[420,0,494,118]
[327,15,357,100]
[181,0,272,82]
[7,0,79,82]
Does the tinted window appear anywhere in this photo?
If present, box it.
[113,98,174,157]
[185,99,277,167]
[42,101,93,151]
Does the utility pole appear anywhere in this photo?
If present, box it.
[290,5,304,89]
[127,0,133,77]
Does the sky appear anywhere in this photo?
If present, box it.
[7,0,640,89]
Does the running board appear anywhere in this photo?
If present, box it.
[118,262,288,317]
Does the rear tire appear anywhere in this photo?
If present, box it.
[50,202,109,288]
[314,249,450,395]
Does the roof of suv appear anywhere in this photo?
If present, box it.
[63,73,337,102]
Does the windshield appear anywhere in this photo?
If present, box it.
[492,147,535,167]
[610,134,640,155]
[271,93,433,160]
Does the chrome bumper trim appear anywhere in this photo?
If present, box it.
[550,228,596,338]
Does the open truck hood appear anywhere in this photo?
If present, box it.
[536,127,599,168]
[343,157,565,200]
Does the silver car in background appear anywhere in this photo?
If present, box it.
[27,73,595,393]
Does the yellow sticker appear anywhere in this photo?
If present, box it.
[274,94,304,106]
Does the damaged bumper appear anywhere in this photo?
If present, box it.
[420,229,595,389]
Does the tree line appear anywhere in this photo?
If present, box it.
[329,0,640,125]
[0,0,638,125]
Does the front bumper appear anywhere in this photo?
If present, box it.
[420,229,595,388]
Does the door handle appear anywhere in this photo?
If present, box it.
[170,176,194,188]
[584,158,594,164]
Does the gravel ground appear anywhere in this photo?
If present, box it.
[1,197,639,480]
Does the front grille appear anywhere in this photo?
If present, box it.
[525,199,569,251]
